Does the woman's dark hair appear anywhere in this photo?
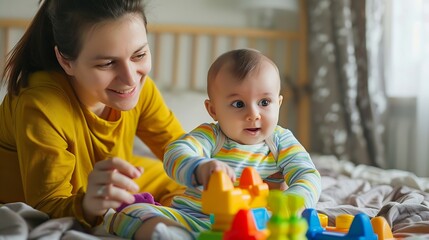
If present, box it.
[1,0,147,95]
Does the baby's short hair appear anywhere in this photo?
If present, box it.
[207,48,278,96]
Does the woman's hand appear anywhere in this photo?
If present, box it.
[195,160,236,189]
[82,157,143,224]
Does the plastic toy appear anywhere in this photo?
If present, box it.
[317,213,355,233]
[116,192,160,212]
[266,190,307,240]
[198,167,269,239]
[198,167,394,240]
[223,209,267,240]
[371,216,395,240]
[303,208,378,240]
[316,212,395,240]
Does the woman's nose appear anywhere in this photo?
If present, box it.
[119,62,138,85]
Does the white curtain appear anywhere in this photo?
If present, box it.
[388,0,429,177]
[416,3,429,177]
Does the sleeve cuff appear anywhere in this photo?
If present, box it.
[73,188,103,229]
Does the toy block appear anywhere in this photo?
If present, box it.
[288,219,307,240]
[283,193,307,240]
[201,170,250,231]
[267,190,307,240]
[238,167,270,208]
[370,216,394,240]
[267,190,289,220]
[201,167,271,232]
[346,214,378,239]
[266,222,289,240]
[267,190,289,240]
[284,193,305,219]
[325,214,354,233]
[198,230,223,240]
[302,208,378,240]
[200,167,272,237]
[223,209,267,240]
[307,210,395,240]
[318,214,328,228]
[252,207,270,231]
[201,206,269,240]
[302,208,325,236]
[302,209,324,238]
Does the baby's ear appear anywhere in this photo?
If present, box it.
[279,95,283,106]
[204,99,217,121]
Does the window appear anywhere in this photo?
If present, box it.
[385,0,429,98]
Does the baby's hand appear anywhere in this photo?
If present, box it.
[196,160,236,189]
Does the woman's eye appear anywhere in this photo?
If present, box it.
[259,99,270,106]
[97,61,114,68]
[134,53,146,61]
[231,101,245,108]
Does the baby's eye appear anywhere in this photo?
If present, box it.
[231,101,245,108]
[259,99,270,106]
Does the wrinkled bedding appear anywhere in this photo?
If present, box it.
[313,155,429,238]
[1,155,429,239]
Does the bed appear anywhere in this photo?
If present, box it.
[1,13,429,240]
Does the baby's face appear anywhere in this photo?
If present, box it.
[206,60,282,145]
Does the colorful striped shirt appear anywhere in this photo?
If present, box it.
[164,123,321,213]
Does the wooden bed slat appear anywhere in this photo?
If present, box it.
[152,33,161,82]
[148,24,301,40]
[172,33,181,88]
[190,35,198,90]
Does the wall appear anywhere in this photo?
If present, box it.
[0,0,298,27]
[146,0,246,27]
[0,0,279,27]
[0,0,38,18]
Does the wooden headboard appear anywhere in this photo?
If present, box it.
[0,3,311,149]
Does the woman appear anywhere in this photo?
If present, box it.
[0,0,186,230]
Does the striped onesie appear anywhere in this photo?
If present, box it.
[104,123,321,238]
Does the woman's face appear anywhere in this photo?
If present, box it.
[56,13,151,117]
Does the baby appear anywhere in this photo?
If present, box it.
[105,49,322,240]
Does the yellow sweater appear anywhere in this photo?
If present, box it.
[0,71,185,227]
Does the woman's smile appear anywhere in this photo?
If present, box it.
[109,86,137,98]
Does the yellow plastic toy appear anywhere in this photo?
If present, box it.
[199,167,270,239]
